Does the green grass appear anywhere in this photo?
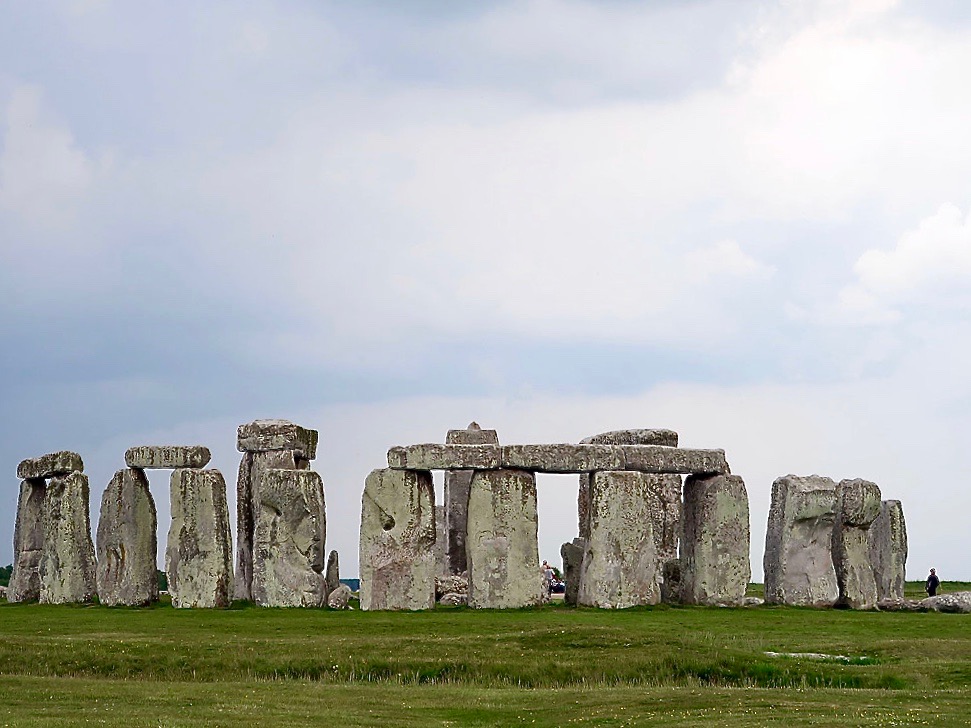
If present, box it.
[1,587,969,726]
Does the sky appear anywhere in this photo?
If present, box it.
[2,0,971,582]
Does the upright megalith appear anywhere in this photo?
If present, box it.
[325,550,341,599]
[444,422,499,576]
[40,471,97,604]
[234,419,317,600]
[763,475,839,607]
[8,478,46,602]
[560,538,585,606]
[869,500,907,601]
[166,468,234,608]
[466,469,544,609]
[680,474,750,606]
[96,468,158,606]
[577,471,660,608]
[253,468,327,607]
[359,468,436,611]
[832,479,882,609]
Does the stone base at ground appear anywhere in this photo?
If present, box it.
[328,584,352,609]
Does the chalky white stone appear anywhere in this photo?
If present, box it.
[96,468,158,606]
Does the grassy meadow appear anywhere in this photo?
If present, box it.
[1,582,969,726]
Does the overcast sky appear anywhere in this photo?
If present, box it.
[3,0,970,582]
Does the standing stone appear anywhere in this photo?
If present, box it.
[359,468,436,611]
[578,471,661,608]
[96,468,158,606]
[763,475,839,607]
[560,538,585,606]
[8,478,46,603]
[235,419,316,601]
[433,505,448,576]
[253,468,327,608]
[325,549,341,598]
[833,478,882,609]
[467,469,544,609]
[166,468,234,608]
[445,423,499,576]
[680,474,750,606]
[40,471,97,604]
[869,500,907,601]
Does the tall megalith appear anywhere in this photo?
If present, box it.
[445,423,499,576]
[832,478,882,609]
[97,468,159,606]
[8,478,46,602]
[41,471,97,604]
[869,499,907,602]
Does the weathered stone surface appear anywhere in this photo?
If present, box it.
[833,479,881,610]
[359,468,436,611]
[17,451,83,480]
[433,504,449,576]
[125,445,211,470]
[502,444,625,473]
[0,585,6,600]
[328,583,352,609]
[234,448,308,600]
[561,539,585,606]
[467,469,544,609]
[8,478,46,603]
[40,472,97,604]
[253,468,327,608]
[388,444,501,471]
[744,596,765,607]
[96,468,158,606]
[680,474,750,606]
[440,592,467,606]
[869,500,907,601]
[578,471,661,608]
[920,592,971,613]
[661,559,682,604]
[581,429,679,447]
[166,468,234,608]
[763,475,839,607]
[325,550,341,599]
[445,423,500,576]
[236,419,318,458]
[621,446,729,476]
[878,598,922,612]
[435,574,469,599]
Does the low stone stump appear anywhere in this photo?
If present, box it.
[125,445,211,469]
[467,469,544,609]
[359,468,436,611]
[869,500,907,601]
[560,538,584,606]
[833,479,881,609]
[325,549,341,599]
[253,468,327,608]
[40,471,97,604]
[680,474,750,606]
[17,451,83,480]
[96,468,158,606]
[328,584,352,609]
[763,475,839,607]
[8,478,47,603]
[578,471,661,608]
[166,468,234,608]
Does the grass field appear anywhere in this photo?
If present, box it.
[1,582,969,727]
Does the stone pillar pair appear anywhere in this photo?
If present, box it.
[9,452,97,604]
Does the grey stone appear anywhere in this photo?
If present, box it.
[236,419,318,458]
[763,475,839,607]
[744,597,765,606]
[621,446,729,476]
[0,585,6,600]
[359,468,436,611]
[869,500,907,601]
[581,429,679,447]
[17,451,83,480]
[253,468,327,608]
[388,444,501,471]
[680,474,750,606]
[439,592,467,606]
[466,469,544,609]
[502,444,625,473]
[125,445,211,470]
[8,478,46,603]
[832,479,881,610]
[920,592,971,613]
[445,423,500,576]
[96,468,158,606]
[327,583,352,609]
[435,574,469,599]
[433,505,449,576]
[661,559,682,604]
[878,598,922,612]
[40,472,97,604]
[560,539,585,606]
[234,448,309,600]
[166,468,234,608]
[325,550,341,599]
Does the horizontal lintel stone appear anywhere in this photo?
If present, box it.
[236,419,318,459]
[17,451,84,480]
[125,445,212,470]
[386,444,729,475]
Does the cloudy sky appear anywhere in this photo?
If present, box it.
[3,0,970,582]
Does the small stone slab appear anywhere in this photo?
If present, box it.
[446,422,500,445]
[581,429,678,447]
[388,444,501,470]
[125,445,211,470]
[236,419,318,459]
[17,451,83,480]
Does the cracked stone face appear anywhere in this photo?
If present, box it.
[833,478,882,609]
[96,468,158,607]
[7,478,46,603]
[40,471,97,604]
[869,499,907,602]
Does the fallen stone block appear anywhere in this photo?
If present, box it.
[920,592,971,613]
[869,499,907,602]
[833,478,881,610]
[40,472,97,604]
[96,468,158,606]
[435,574,469,599]
[236,419,318,458]
[7,478,46,603]
[439,592,467,606]
[17,451,83,480]
[878,598,922,612]
[581,429,679,447]
[359,468,436,611]
[166,468,234,608]
[125,445,211,470]
[328,583,352,609]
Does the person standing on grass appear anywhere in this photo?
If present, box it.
[926,568,941,597]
